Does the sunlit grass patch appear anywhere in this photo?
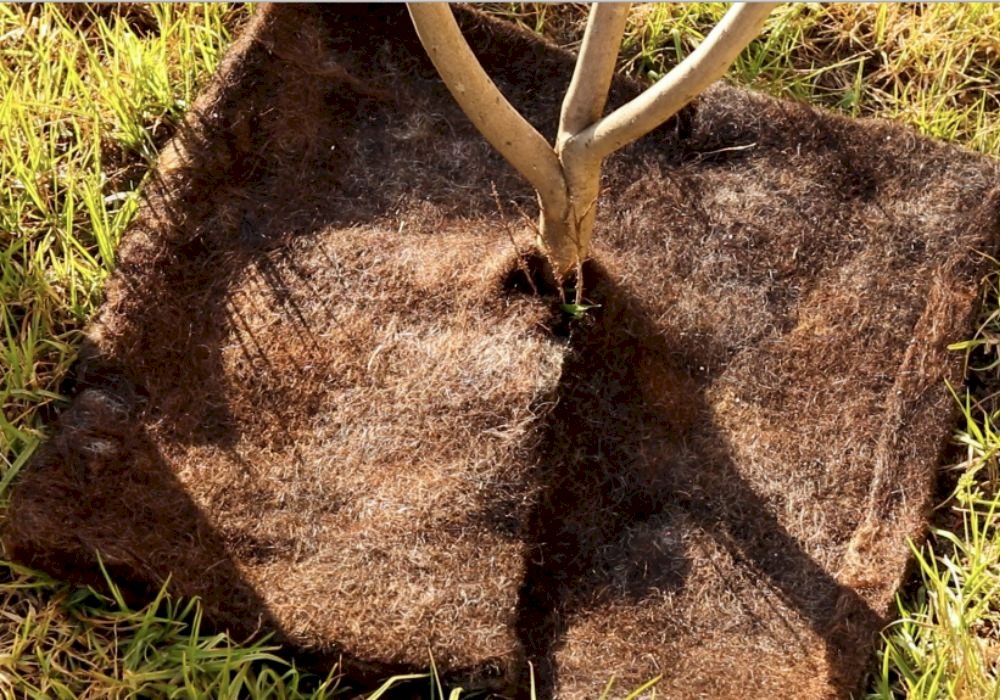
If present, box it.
[869,429,1000,699]
[0,3,235,469]
[0,560,338,698]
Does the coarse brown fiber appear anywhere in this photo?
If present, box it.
[5,5,1000,698]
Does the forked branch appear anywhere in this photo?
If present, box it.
[558,4,632,147]
[407,3,777,280]
[567,3,776,161]
[406,4,568,220]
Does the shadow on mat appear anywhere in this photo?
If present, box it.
[511,266,880,699]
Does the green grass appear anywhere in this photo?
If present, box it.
[0,2,232,474]
[4,3,1000,698]
[0,560,339,698]
[0,4,335,696]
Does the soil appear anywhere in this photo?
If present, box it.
[5,5,1000,698]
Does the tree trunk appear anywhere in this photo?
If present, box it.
[407,2,777,283]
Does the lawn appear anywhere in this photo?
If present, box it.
[2,3,1000,697]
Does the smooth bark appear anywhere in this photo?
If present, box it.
[407,2,776,280]
[558,4,632,146]
[406,4,568,223]
[551,4,631,276]
[567,3,777,162]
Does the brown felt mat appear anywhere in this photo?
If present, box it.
[5,5,1000,699]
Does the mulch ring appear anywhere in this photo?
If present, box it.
[5,5,999,699]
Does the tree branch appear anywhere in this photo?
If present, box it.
[406,4,568,219]
[557,3,631,148]
[568,2,776,163]
[408,2,777,280]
